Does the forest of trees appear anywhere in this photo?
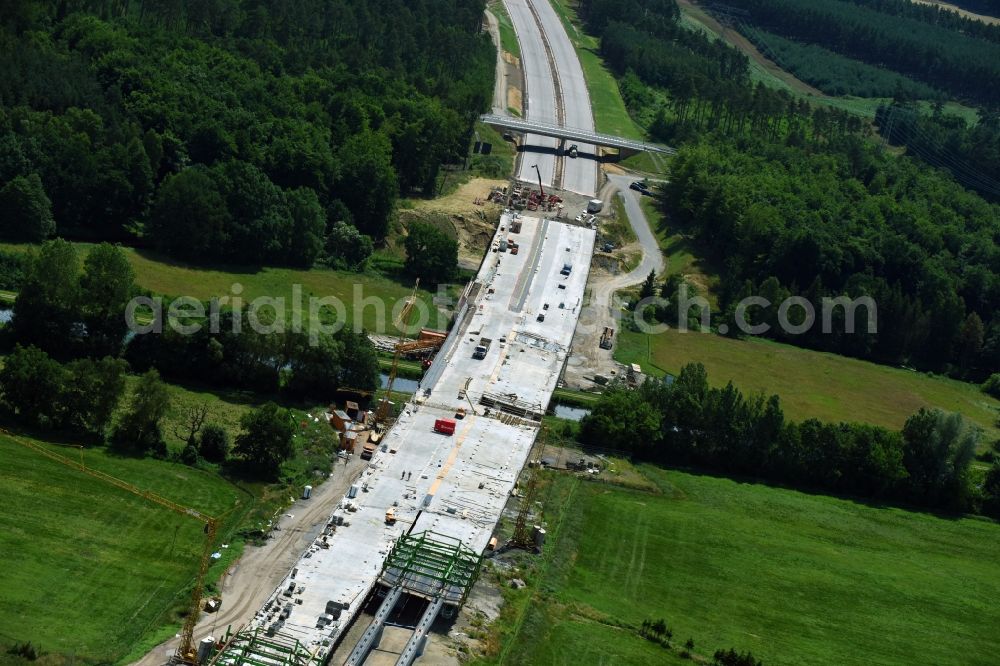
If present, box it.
[125,314,379,398]
[843,0,1000,44]
[575,0,1000,379]
[875,103,1000,202]
[0,0,493,266]
[741,27,941,99]
[663,138,1000,379]
[724,0,1000,106]
[4,239,379,412]
[580,364,999,516]
[578,0,868,144]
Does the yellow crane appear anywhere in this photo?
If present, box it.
[2,428,233,664]
[374,279,445,426]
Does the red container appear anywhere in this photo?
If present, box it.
[434,418,457,435]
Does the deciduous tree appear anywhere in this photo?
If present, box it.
[404,221,456,283]
[234,402,295,478]
[111,369,172,456]
[0,174,54,241]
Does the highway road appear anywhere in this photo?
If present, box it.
[506,0,558,188]
[530,0,598,196]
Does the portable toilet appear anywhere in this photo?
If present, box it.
[197,637,216,664]
[302,485,312,500]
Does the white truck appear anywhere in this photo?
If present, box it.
[472,337,492,360]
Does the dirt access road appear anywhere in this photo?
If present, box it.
[563,174,664,389]
[133,455,367,666]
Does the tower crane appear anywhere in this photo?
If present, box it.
[375,279,419,426]
[374,280,446,427]
[2,429,236,664]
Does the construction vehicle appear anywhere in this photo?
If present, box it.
[532,164,544,197]
[2,429,231,664]
[360,441,377,460]
[385,507,397,525]
[472,337,492,360]
[599,326,615,350]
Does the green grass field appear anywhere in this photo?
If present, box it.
[0,434,247,662]
[620,196,998,442]
[615,327,1000,443]
[483,467,1000,665]
[0,242,443,336]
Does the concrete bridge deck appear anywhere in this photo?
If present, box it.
[210,211,595,665]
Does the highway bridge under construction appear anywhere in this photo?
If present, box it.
[207,210,595,665]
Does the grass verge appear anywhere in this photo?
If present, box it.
[546,0,647,140]
[488,1,521,59]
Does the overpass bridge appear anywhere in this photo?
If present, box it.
[480,113,675,159]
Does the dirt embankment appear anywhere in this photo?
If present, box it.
[405,178,508,269]
[133,454,368,666]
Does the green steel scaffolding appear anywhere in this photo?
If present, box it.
[209,626,325,666]
[379,530,483,606]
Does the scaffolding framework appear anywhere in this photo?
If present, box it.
[209,627,324,666]
[379,531,483,606]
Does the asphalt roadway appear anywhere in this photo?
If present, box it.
[505,0,598,196]
[530,0,598,196]
[506,0,558,188]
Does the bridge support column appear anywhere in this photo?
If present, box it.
[344,586,403,666]
[394,597,445,666]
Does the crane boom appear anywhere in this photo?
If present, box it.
[532,163,544,197]
[376,280,423,425]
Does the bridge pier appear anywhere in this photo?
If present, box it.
[394,597,445,666]
[344,586,404,666]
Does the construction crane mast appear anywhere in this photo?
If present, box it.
[374,280,445,427]
[2,429,231,664]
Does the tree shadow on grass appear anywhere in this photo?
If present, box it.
[643,463,973,522]
[132,247,266,277]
